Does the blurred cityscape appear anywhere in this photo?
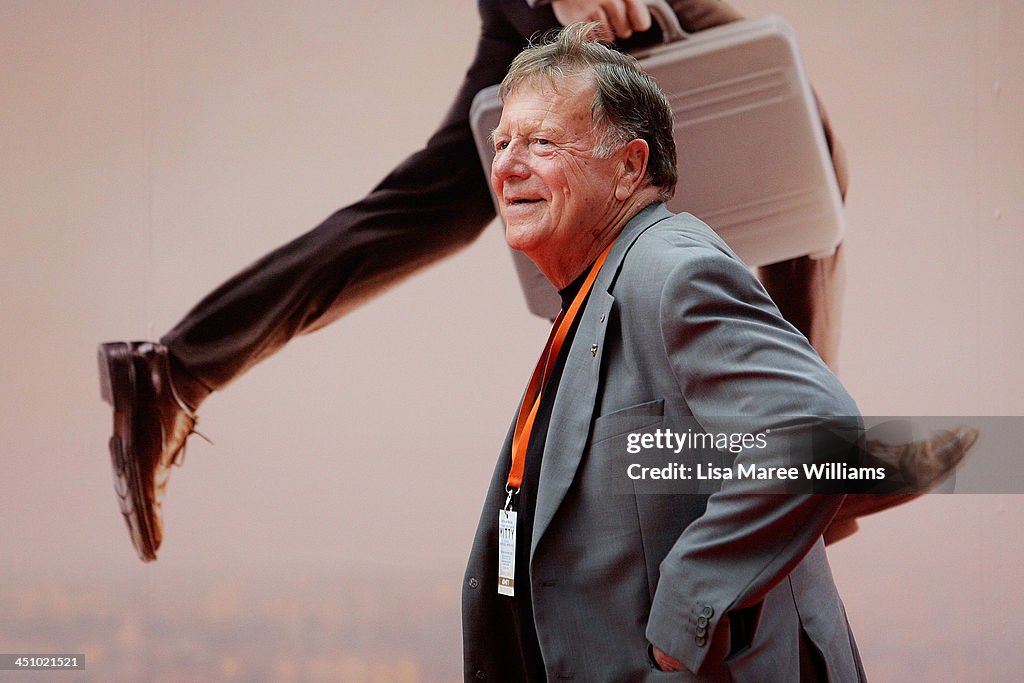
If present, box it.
[0,568,463,682]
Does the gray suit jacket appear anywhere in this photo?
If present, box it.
[463,203,865,682]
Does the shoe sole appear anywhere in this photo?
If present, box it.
[98,342,159,562]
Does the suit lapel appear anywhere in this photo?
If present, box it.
[531,287,613,558]
[530,202,673,557]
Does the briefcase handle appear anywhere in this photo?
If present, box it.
[646,0,689,43]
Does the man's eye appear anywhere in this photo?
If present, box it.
[495,140,509,151]
[533,138,551,146]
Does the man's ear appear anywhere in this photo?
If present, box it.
[615,138,651,201]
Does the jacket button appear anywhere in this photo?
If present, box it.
[468,577,479,589]
[697,615,708,628]
[696,626,707,637]
[475,670,486,680]
[696,636,707,647]
[701,605,714,618]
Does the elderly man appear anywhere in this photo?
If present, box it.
[460,24,865,681]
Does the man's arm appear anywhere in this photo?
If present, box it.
[644,240,859,673]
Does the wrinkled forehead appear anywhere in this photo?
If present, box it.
[497,73,600,132]
[503,69,598,112]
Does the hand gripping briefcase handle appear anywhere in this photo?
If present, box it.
[646,0,689,43]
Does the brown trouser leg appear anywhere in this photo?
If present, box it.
[758,245,845,372]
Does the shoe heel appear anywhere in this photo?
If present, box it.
[97,342,132,408]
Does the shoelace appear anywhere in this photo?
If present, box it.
[168,381,213,467]
[171,425,213,467]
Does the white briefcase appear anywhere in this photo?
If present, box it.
[469,11,844,318]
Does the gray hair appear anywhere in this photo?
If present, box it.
[499,22,677,200]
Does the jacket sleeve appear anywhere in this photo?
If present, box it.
[643,242,861,673]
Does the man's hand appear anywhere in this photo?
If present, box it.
[551,0,653,42]
[651,644,688,673]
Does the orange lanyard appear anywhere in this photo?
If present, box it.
[506,243,613,497]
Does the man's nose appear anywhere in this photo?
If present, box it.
[492,141,529,184]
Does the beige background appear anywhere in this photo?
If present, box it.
[1,0,1022,680]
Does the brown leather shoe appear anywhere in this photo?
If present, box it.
[824,425,980,545]
[878,425,980,490]
[98,341,199,562]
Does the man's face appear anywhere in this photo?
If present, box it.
[491,77,625,262]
